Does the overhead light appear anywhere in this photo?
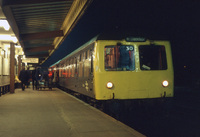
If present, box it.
[0,35,18,43]
[11,36,18,43]
[15,45,22,48]
[0,19,10,31]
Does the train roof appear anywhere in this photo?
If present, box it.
[49,59,62,68]
[57,36,98,65]
[51,31,169,66]
[96,30,169,41]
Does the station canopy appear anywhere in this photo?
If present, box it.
[0,0,92,64]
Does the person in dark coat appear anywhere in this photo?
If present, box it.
[19,66,29,91]
[35,67,43,90]
[26,67,31,88]
[32,68,36,90]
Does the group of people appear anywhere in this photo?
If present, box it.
[19,66,44,91]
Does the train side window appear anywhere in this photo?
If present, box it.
[82,53,84,77]
[58,65,61,77]
[79,54,82,62]
[85,51,88,59]
[71,58,75,77]
[70,59,73,77]
[105,45,135,71]
[65,60,68,77]
[75,57,78,76]
[61,64,64,77]
[82,52,85,61]
[83,52,85,60]
[63,64,66,78]
[139,45,167,70]
[67,60,69,77]
[82,52,84,61]
[78,53,83,77]
[90,48,94,73]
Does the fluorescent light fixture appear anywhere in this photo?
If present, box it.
[15,45,22,48]
[0,19,10,31]
[0,35,18,43]
[11,36,18,43]
[1,50,4,56]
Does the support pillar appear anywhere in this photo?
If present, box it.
[18,55,22,77]
[10,43,15,94]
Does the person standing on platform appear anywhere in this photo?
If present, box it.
[19,66,29,91]
[32,68,36,90]
[26,67,31,88]
[35,67,43,90]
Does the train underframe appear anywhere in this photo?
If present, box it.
[59,85,173,120]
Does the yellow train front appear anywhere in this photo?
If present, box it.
[94,37,174,101]
[53,35,174,108]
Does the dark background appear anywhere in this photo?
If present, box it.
[42,0,200,88]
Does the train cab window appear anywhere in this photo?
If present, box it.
[104,45,135,71]
[139,45,167,70]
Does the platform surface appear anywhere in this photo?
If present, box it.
[0,87,146,137]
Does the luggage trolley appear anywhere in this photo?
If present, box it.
[35,67,52,90]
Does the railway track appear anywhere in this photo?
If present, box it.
[61,86,200,137]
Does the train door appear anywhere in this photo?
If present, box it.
[87,44,95,97]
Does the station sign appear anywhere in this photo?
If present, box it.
[22,58,39,63]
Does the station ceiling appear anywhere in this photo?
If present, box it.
[0,0,92,64]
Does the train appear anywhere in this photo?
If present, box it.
[48,33,174,112]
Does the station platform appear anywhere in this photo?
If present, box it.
[0,87,146,137]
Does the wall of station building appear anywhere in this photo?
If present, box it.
[0,43,10,76]
[0,42,23,76]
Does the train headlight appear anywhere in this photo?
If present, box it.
[106,82,114,89]
[162,80,169,87]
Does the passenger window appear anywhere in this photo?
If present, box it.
[79,54,81,61]
[90,48,94,73]
[82,53,84,61]
[85,51,88,59]
[61,64,64,77]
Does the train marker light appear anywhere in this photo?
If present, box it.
[106,82,113,89]
[162,80,169,87]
